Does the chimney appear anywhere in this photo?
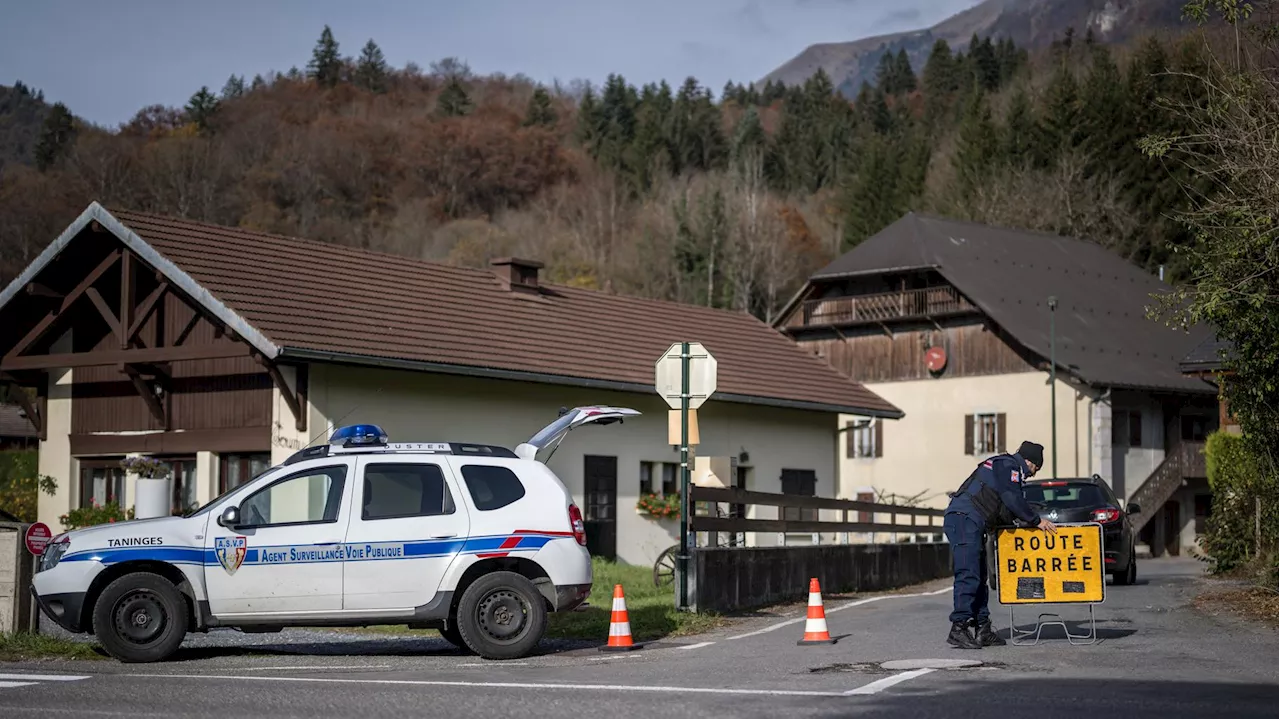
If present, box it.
[491,257,544,294]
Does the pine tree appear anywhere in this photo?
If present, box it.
[523,86,558,127]
[1001,86,1038,169]
[892,49,917,94]
[596,74,639,172]
[308,25,343,88]
[185,86,220,134]
[220,74,245,100]
[436,76,473,117]
[874,52,897,94]
[970,35,1000,91]
[952,89,998,200]
[355,39,389,93]
[1038,62,1081,162]
[1079,43,1128,178]
[731,105,766,169]
[250,74,266,91]
[575,86,604,157]
[627,84,672,191]
[33,102,76,171]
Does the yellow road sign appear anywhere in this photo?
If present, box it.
[995,522,1105,605]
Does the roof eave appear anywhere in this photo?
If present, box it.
[0,202,282,361]
[278,347,904,419]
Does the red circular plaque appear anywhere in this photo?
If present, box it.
[924,346,948,373]
[25,522,52,556]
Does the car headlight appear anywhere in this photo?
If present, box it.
[38,536,70,573]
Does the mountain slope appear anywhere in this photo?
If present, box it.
[763,0,1188,95]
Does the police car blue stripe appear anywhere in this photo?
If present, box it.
[59,533,566,567]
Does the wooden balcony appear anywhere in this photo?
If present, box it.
[791,285,978,329]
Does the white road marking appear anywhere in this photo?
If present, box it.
[0,681,37,689]
[844,668,935,695]
[677,641,715,650]
[0,673,91,681]
[459,662,530,667]
[0,707,172,718]
[235,665,394,671]
[589,653,644,661]
[726,587,951,641]
[124,672,849,697]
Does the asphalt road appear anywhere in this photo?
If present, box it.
[3,557,1275,718]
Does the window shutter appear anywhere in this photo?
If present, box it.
[964,414,974,455]
[845,422,854,458]
[874,422,883,457]
[996,413,1006,453]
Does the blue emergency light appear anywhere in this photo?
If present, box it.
[329,424,389,447]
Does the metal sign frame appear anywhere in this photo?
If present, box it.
[993,521,1105,646]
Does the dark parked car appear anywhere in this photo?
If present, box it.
[1021,475,1140,586]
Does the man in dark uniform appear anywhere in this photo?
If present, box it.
[944,440,1057,649]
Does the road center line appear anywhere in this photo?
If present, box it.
[0,673,91,681]
[233,665,394,671]
[0,681,37,688]
[122,672,848,698]
[677,641,716,650]
[725,587,951,641]
[845,668,935,695]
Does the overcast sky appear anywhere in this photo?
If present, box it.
[1,0,980,128]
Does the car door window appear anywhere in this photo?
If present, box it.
[239,465,348,529]
[361,463,455,520]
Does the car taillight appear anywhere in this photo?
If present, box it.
[1092,507,1122,524]
[568,504,587,546]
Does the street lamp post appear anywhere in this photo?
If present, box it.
[1048,296,1058,478]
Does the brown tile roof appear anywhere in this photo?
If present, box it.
[105,208,901,417]
[0,403,37,438]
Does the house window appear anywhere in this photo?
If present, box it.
[964,413,1005,456]
[1112,410,1142,447]
[780,468,818,523]
[640,460,680,495]
[161,457,198,515]
[846,418,882,458]
[79,460,124,509]
[219,452,272,494]
[1181,415,1209,442]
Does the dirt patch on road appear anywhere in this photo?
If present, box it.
[1192,585,1278,628]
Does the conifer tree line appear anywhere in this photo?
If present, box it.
[0,19,1250,318]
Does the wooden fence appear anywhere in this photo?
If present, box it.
[688,485,946,540]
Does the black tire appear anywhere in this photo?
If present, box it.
[1114,548,1138,586]
[438,620,472,653]
[91,572,187,663]
[455,571,547,660]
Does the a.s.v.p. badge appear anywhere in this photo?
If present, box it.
[215,536,247,575]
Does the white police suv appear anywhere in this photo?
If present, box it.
[32,405,639,663]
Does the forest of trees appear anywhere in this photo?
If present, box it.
[0,16,1257,323]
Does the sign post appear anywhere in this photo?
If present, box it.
[25,522,52,556]
[655,342,717,612]
[994,521,1105,645]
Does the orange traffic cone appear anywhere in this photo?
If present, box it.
[797,577,838,645]
[599,584,640,651]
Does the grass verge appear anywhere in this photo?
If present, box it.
[347,557,724,642]
[1192,585,1278,628]
[0,632,104,662]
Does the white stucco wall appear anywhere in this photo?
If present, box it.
[307,363,840,566]
[839,372,1099,512]
[36,331,74,530]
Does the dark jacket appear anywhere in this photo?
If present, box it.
[946,452,1041,529]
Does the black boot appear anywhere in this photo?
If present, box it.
[971,618,1006,646]
[947,621,982,650]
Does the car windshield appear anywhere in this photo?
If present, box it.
[182,465,280,518]
[1024,483,1108,509]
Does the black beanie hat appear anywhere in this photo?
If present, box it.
[1017,441,1045,467]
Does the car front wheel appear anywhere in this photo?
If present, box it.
[455,571,547,660]
[92,572,188,663]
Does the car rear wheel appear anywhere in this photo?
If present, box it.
[1114,548,1137,586]
[92,572,187,663]
[455,571,547,660]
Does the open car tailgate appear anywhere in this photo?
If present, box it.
[514,405,641,461]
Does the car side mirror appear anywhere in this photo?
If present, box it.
[218,506,241,528]
[1126,503,1141,515]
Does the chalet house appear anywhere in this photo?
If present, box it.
[0,202,901,566]
[775,212,1217,559]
